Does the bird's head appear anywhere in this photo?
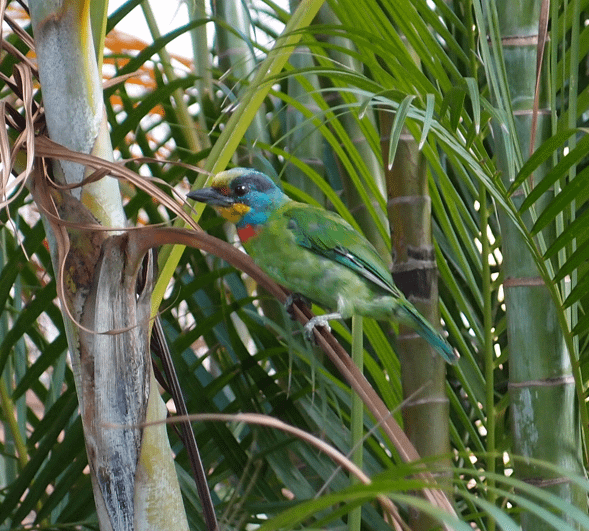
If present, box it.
[187,168,288,230]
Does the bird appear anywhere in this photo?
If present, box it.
[187,168,458,364]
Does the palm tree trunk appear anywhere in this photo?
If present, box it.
[28,1,189,528]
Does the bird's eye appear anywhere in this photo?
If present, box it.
[234,184,248,197]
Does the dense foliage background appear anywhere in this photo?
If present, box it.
[2,0,589,529]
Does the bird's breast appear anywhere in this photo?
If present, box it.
[237,223,262,244]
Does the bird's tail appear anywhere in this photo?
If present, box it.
[397,303,459,364]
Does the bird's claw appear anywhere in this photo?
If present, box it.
[285,293,310,320]
[304,316,332,342]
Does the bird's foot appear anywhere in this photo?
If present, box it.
[303,313,341,342]
[285,293,310,320]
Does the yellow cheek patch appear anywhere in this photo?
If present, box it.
[214,203,250,223]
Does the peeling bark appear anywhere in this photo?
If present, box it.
[78,237,153,531]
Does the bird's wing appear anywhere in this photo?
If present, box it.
[283,204,402,297]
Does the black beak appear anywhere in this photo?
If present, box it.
[187,187,234,207]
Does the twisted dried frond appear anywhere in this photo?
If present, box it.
[0,62,42,211]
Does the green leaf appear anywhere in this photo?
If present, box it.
[387,95,415,169]
[510,128,584,199]
[418,93,436,149]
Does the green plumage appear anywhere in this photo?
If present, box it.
[188,168,458,363]
[245,203,400,320]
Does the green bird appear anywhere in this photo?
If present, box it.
[188,168,458,364]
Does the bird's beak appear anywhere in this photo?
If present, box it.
[187,187,234,207]
[188,186,250,223]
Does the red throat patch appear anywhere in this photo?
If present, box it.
[237,224,260,243]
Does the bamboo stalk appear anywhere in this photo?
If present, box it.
[213,0,270,164]
[187,0,214,138]
[480,186,497,531]
[284,28,327,205]
[316,5,390,262]
[141,1,203,154]
[490,0,586,528]
[381,109,451,530]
